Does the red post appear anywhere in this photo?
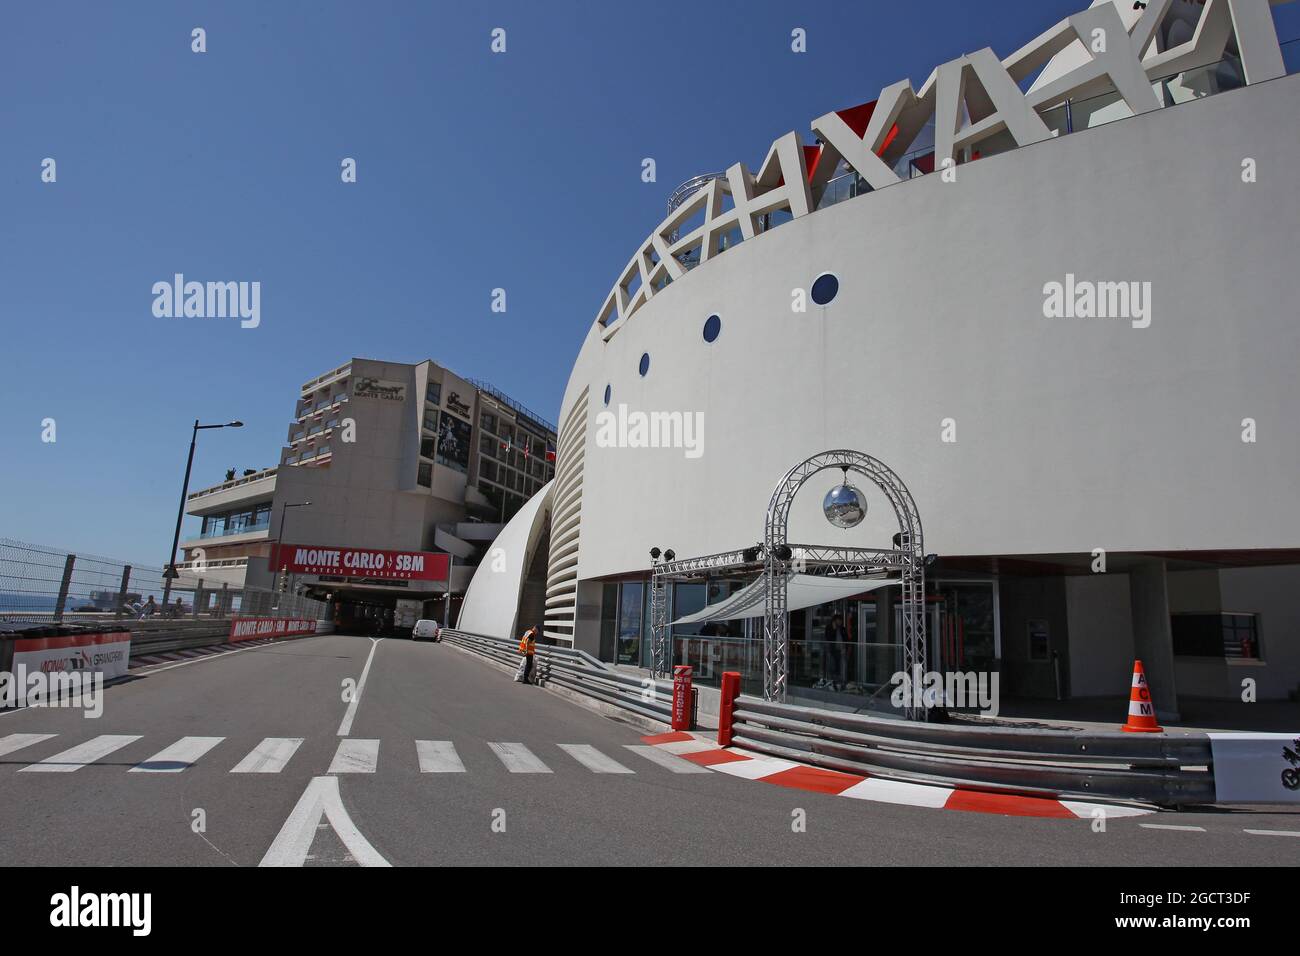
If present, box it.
[671,665,694,731]
[718,671,741,746]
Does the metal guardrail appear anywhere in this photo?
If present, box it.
[0,536,328,625]
[727,696,1216,806]
[444,631,1222,806]
[0,617,323,665]
[442,629,679,724]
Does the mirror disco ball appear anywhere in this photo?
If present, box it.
[823,482,867,529]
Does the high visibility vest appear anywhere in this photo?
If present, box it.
[519,634,536,655]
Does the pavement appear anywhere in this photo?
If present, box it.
[0,632,1296,866]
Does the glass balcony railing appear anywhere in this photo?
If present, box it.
[199,517,271,539]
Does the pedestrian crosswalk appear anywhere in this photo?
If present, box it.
[0,732,708,778]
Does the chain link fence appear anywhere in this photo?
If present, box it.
[0,538,327,626]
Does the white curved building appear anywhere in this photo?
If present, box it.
[463,0,1300,714]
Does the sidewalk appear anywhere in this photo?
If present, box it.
[960,697,1300,736]
[610,661,1298,736]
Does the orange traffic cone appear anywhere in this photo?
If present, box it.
[1121,660,1164,733]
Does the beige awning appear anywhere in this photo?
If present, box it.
[672,574,895,625]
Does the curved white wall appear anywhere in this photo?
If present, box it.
[457,481,552,637]
[558,73,1300,584]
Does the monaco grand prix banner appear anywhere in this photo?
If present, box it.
[10,631,132,682]
[230,618,318,642]
[269,543,450,581]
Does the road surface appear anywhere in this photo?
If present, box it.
[0,633,1295,866]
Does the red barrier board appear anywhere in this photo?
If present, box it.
[11,631,132,680]
[230,618,318,642]
[672,665,694,731]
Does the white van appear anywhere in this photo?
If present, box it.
[412,619,441,642]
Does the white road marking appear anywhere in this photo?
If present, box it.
[1243,829,1300,838]
[1060,800,1153,818]
[839,777,955,808]
[19,734,142,772]
[623,744,711,773]
[655,736,722,756]
[1139,823,1207,832]
[488,742,552,773]
[337,638,381,736]
[328,738,379,774]
[416,740,466,773]
[259,776,390,867]
[0,733,58,757]
[130,736,225,773]
[558,743,634,774]
[710,752,799,780]
[231,737,305,773]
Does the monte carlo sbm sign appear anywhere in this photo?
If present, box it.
[269,544,450,581]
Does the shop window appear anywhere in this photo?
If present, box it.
[1172,613,1262,660]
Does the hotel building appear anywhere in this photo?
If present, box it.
[180,357,555,626]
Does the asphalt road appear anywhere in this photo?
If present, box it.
[0,633,1296,866]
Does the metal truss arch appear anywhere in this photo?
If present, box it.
[763,450,928,718]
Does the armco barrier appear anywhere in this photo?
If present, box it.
[443,636,1299,807]
[442,629,679,725]
[718,681,1299,807]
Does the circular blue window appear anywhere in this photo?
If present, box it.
[638,353,650,377]
[811,272,840,306]
[703,314,721,343]
[603,384,611,406]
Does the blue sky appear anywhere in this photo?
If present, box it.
[2,0,1296,564]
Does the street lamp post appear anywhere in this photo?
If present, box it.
[162,419,243,609]
[272,501,312,595]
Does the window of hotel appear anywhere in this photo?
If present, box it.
[420,437,436,460]
[1172,613,1263,660]
[480,459,498,483]
[426,381,441,406]
[481,412,497,435]
[417,462,432,487]
[499,424,514,447]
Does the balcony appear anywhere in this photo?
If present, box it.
[300,362,352,397]
[199,518,271,539]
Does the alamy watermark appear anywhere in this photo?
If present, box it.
[1042,273,1151,329]
[152,274,260,328]
[594,403,704,460]
[890,665,1000,716]
[0,666,103,717]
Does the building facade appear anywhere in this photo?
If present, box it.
[182,357,555,630]
[460,0,1300,714]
